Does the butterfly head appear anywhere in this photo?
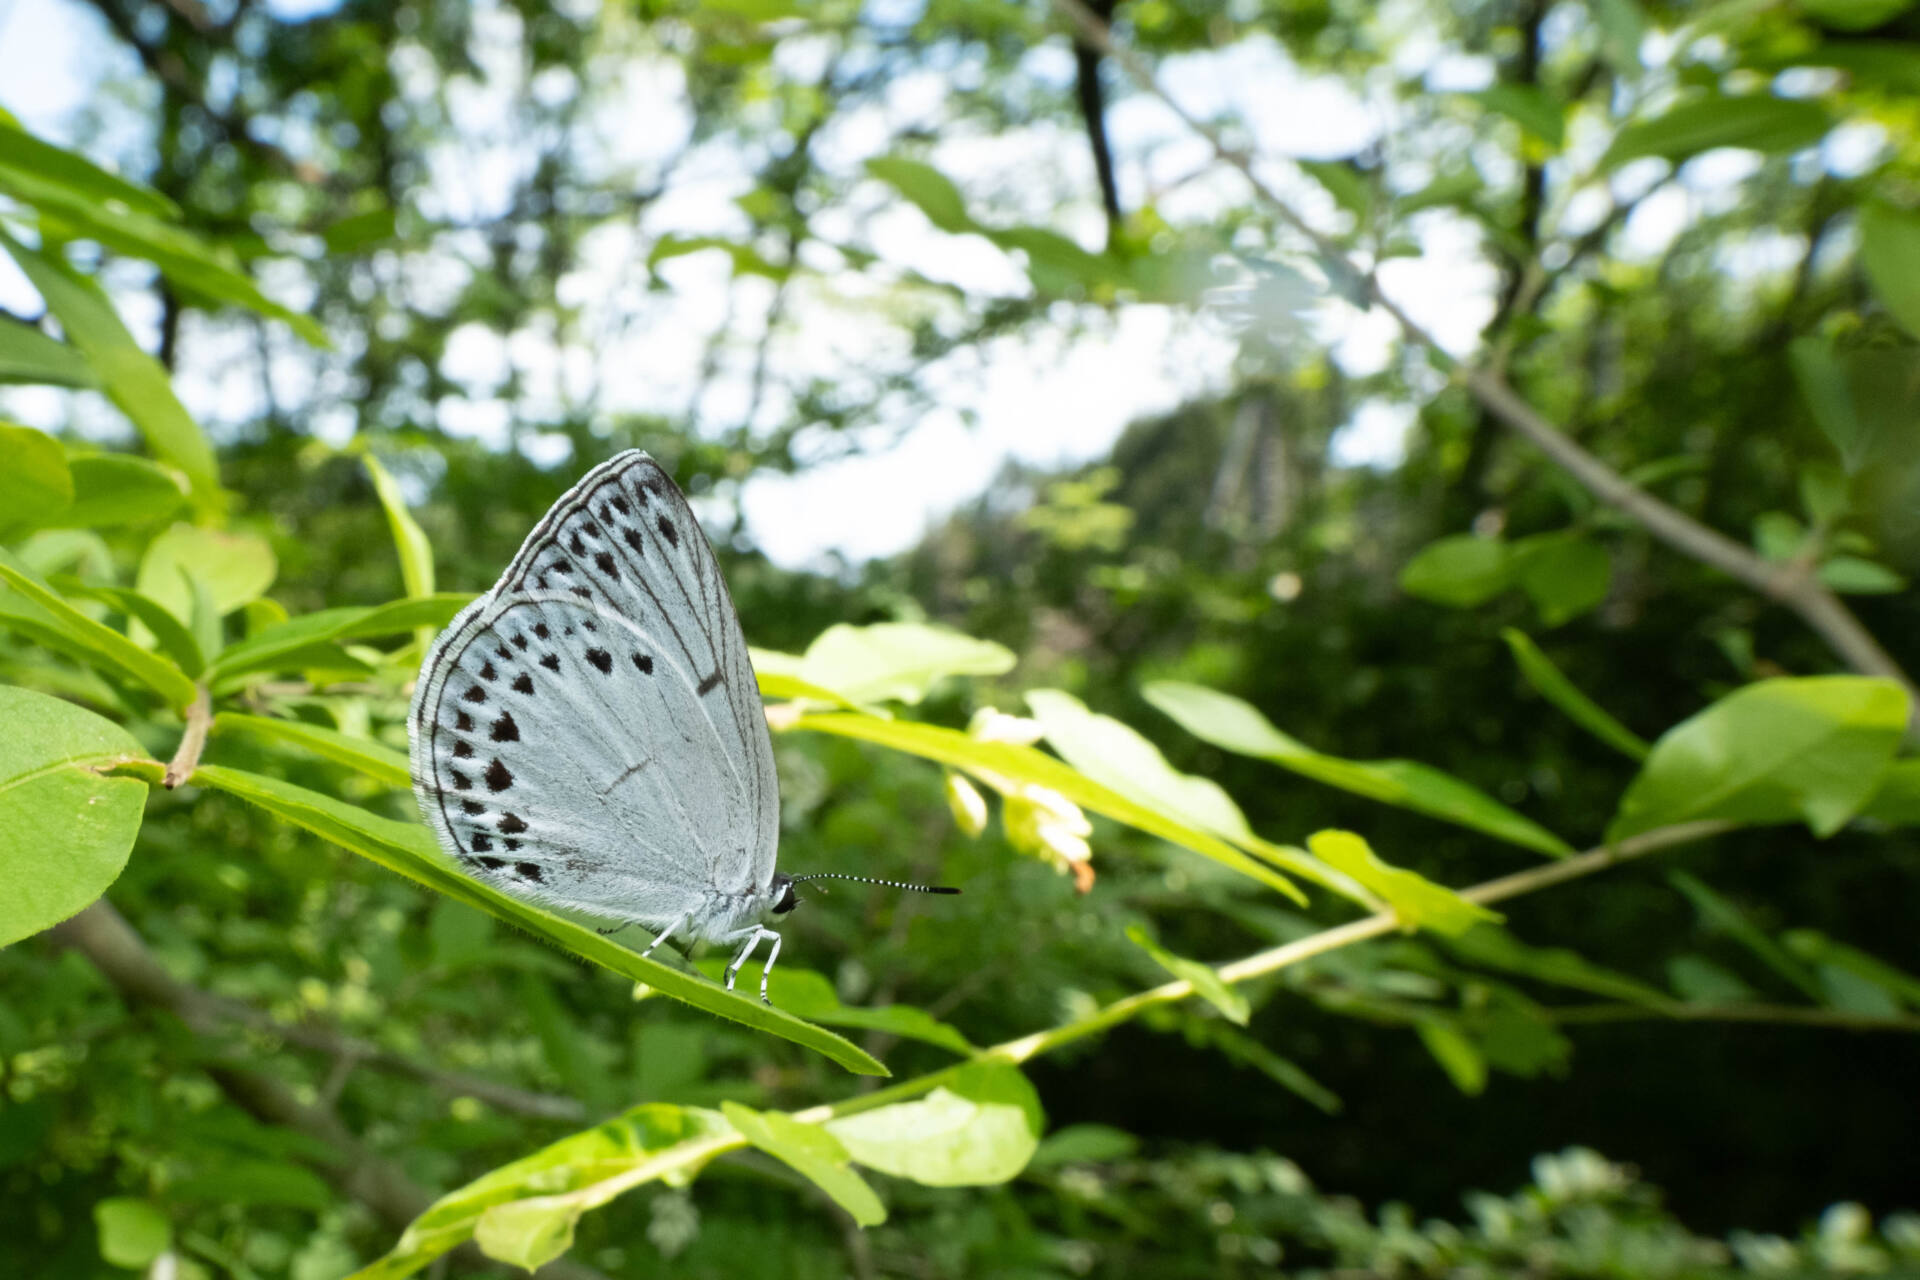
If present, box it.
[768,872,800,916]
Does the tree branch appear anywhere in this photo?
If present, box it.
[1047,0,1918,712]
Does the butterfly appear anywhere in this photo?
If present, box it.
[408,451,955,1002]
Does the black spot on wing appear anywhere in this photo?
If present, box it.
[610,495,631,516]
[540,653,560,672]
[570,586,592,600]
[478,661,497,682]
[477,854,506,870]
[455,710,472,732]
[632,653,653,674]
[471,833,493,852]
[499,813,528,835]
[485,759,513,792]
[461,799,484,816]
[534,623,550,640]
[623,527,644,555]
[568,532,584,557]
[450,770,471,791]
[656,515,678,547]
[594,551,617,578]
[512,633,528,650]
[453,740,474,760]
[461,685,487,704]
[515,861,544,882]
[491,711,519,743]
[586,648,612,674]
[512,673,534,695]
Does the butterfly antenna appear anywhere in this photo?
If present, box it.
[790,872,960,895]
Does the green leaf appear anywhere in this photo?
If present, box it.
[1027,1124,1139,1169]
[1500,630,1650,760]
[786,711,1307,902]
[1415,1020,1487,1095]
[865,156,975,234]
[0,556,199,708]
[0,230,220,506]
[1163,1014,1344,1114]
[0,686,150,946]
[185,764,886,1075]
[989,225,1120,294]
[1668,871,1823,1001]
[1789,336,1870,471]
[1783,928,1920,1011]
[1666,954,1757,1003]
[321,204,398,254]
[361,452,436,601]
[0,318,96,388]
[1799,0,1917,32]
[1861,759,1920,824]
[1126,925,1249,1024]
[170,1158,334,1209]
[210,712,412,789]
[1512,534,1610,627]
[1444,923,1676,1008]
[0,423,73,534]
[764,968,974,1054]
[0,117,176,218]
[1602,95,1832,168]
[60,455,188,527]
[206,593,472,685]
[52,580,206,676]
[1464,84,1565,148]
[361,1104,735,1279]
[1144,682,1574,857]
[133,524,276,650]
[1298,159,1372,221]
[828,1062,1044,1186]
[787,622,1014,705]
[1398,534,1511,607]
[1608,677,1911,840]
[721,1103,887,1226]
[93,1198,171,1269]
[472,1197,580,1272]
[1306,830,1501,936]
[1819,555,1907,594]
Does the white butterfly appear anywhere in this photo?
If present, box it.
[408,451,952,1002]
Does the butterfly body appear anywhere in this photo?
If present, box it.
[409,451,792,996]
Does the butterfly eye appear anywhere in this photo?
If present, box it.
[772,882,799,915]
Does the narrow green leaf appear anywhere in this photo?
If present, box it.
[0,230,220,505]
[1783,928,1920,1011]
[785,622,1014,706]
[0,686,151,946]
[0,422,73,534]
[52,579,206,676]
[1602,94,1831,168]
[206,593,472,685]
[1500,630,1650,760]
[1789,336,1870,471]
[1799,0,1916,32]
[1306,830,1501,937]
[0,317,96,387]
[210,712,411,789]
[356,1104,735,1280]
[186,764,887,1075]
[1027,1124,1139,1169]
[361,453,436,601]
[1859,201,1920,340]
[1398,534,1511,607]
[864,156,975,233]
[1667,954,1757,1003]
[1819,555,1906,595]
[60,455,188,527]
[1152,1011,1343,1114]
[1668,871,1823,1001]
[827,1062,1044,1187]
[0,556,198,707]
[1144,682,1574,857]
[92,1198,171,1269]
[1126,925,1249,1024]
[786,712,1307,902]
[1415,1020,1487,1095]
[763,968,974,1054]
[721,1103,887,1226]
[1444,923,1676,1008]
[1609,677,1910,840]
[0,117,176,218]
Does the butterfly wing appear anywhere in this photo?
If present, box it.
[409,452,780,926]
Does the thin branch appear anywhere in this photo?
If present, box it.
[1551,1001,1920,1034]
[163,684,211,788]
[1048,0,1918,711]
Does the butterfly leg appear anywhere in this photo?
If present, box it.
[756,929,783,1004]
[643,911,692,957]
[723,926,780,999]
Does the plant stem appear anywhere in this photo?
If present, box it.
[163,683,211,788]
